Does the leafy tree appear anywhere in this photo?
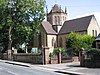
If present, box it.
[66,32,95,51]
[49,47,64,58]
[85,48,100,68]
[86,48,100,59]
[0,0,45,52]
[54,47,64,54]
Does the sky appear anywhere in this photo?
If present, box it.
[46,0,100,19]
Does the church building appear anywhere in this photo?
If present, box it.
[33,4,100,53]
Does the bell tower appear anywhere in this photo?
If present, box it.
[47,4,67,33]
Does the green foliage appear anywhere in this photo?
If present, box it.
[49,53,57,58]
[49,47,64,58]
[66,32,95,51]
[38,49,42,54]
[17,48,25,53]
[54,47,64,54]
[0,0,45,52]
[49,48,72,58]
[81,34,95,48]
[86,48,100,60]
[61,51,70,58]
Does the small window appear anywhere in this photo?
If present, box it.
[63,16,64,20]
[65,17,66,20]
[58,16,60,25]
[92,30,94,36]
[95,30,97,36]
[52,37,54,46]
[59,37,62,47]
[54,16,57,25]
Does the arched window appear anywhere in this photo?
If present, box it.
[52,37,54,46]
[38,33,42,48]
[58,16,60,25]
[65,17,66,20]
[54,16,57,25]
[95,30,97,36]
[92,30,94,36]
[63,16,64,20]
[59,37,62,47]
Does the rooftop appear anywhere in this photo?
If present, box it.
[59,15,94,34]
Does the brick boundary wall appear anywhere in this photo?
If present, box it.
[13,53,43,64]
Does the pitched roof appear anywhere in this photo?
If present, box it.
[49,4,64,14]
[41,21,57,34]
[95,33,100,41]
[59,15,94,34]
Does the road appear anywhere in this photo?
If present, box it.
[0,62,64,75]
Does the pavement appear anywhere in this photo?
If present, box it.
[0,59,100,75]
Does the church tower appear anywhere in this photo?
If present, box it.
[47,4,67,33]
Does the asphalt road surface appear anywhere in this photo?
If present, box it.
[0,62,64,75]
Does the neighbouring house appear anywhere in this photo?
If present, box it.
[95,33,100,49]
[33,4,100,53]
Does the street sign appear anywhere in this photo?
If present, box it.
[32,48,38,53]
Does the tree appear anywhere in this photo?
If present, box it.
[66,32,95,51]
[0,0,45,52]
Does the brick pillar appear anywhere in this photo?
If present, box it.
[58,51,61,64]
[79,51,85,67]
[43,47,49,64]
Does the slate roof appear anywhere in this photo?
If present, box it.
[41,21,57,34]
[95,33,100,41]
[59,15,94,34]
[49,4,64,14]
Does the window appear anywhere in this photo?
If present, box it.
[54,16,57,25]
[63,16,64,20]
[38,33,42,48]
[58,16,60,25]
[59,37,62,47]
[92,30,94,36]
[95,30,97,36]
[52,37,54,46]
[65,17,66,20]
[92,30,97,36]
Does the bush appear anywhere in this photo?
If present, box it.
[62,51,71,58]
[17,48,25,53]
[49,47,71,59]
[49,47,64,58]
[54,47,64,54]
[86,48,100,60]
[49,53,57,58]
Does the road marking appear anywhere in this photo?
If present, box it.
[0,66,19,75]
[7,70,19,75]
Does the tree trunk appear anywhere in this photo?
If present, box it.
[8,26,12,50]
[7,26,12,60]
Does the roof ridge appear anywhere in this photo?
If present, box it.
[59,15,94,34]
[67,15,94,22]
